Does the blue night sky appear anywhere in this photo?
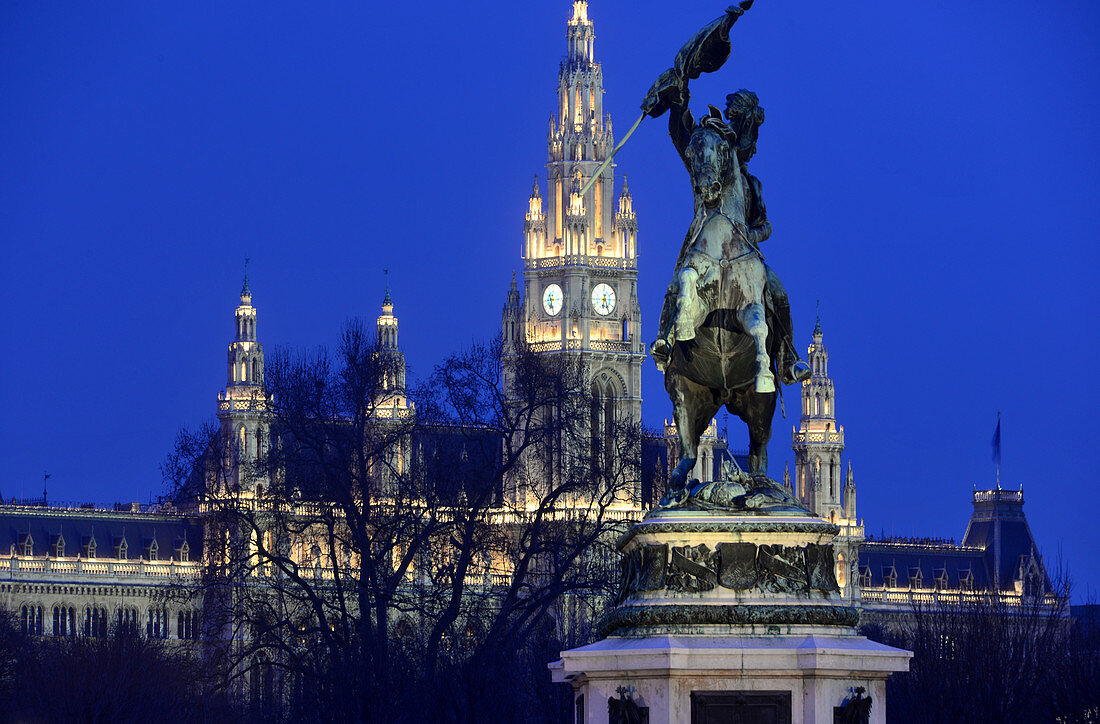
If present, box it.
[1,2,1097,598]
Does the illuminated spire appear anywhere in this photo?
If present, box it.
[217,273,268,493]
[377,277,398,349]
[241,257,251,300]
[374,281,409,414]
[567,1,593,63]
[228,276,261,383]
[528,175,543,218]
[382,268,393,310]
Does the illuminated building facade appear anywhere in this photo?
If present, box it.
[0,503,204,640]
[858,488,1054,621]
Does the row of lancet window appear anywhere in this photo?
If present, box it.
[230,354,262,384]
[19,604,198,638]
[237,317,255,339]
[238,425,269,462]
[804,391,832,417]
[801,459,843,503]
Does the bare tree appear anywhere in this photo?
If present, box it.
[862,575,1082,724]
[164,325,640,722]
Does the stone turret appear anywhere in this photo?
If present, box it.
[793,320,846,521]
[791,321,863,601]
[375,283,409,413]
[217,270,269,493]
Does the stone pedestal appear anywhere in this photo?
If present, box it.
[552,510,911,723]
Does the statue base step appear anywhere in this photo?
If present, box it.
[551,632,910,724]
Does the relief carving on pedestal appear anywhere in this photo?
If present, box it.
[717,542,758,590]
[617,544,669,603]
[668,544,719,593]
[757,544,808,594]
[618,542,840,598]
[805,542,841,593]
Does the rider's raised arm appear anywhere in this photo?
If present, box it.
[668,87,695,166]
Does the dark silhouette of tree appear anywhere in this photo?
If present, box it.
[862,573,1095,724]
[0,614,231,723]
[163,323,640,722]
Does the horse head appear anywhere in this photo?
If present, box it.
[685,115,739,210]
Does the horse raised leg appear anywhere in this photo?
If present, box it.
[738,301,775,393]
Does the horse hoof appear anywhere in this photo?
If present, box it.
[659,487,689,508]
[755,375,776,394]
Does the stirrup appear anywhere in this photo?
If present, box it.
[783,361,811,384]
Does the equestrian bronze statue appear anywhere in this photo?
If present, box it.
[638,3,811,509]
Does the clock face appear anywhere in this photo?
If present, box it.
[591,283,616,316]
[542,284,563,316]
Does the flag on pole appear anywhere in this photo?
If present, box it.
[991,413,1001,465]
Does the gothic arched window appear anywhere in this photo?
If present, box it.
[251,654,274,711]
[590,377,617,476]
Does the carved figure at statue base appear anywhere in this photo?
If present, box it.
[662,456,812,515]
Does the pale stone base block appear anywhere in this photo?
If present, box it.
[551,633,911,724]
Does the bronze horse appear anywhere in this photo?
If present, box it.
[660,115,781,505]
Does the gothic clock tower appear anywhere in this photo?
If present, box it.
[502,0,643,428]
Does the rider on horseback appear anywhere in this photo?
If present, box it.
[651,87,810,387]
